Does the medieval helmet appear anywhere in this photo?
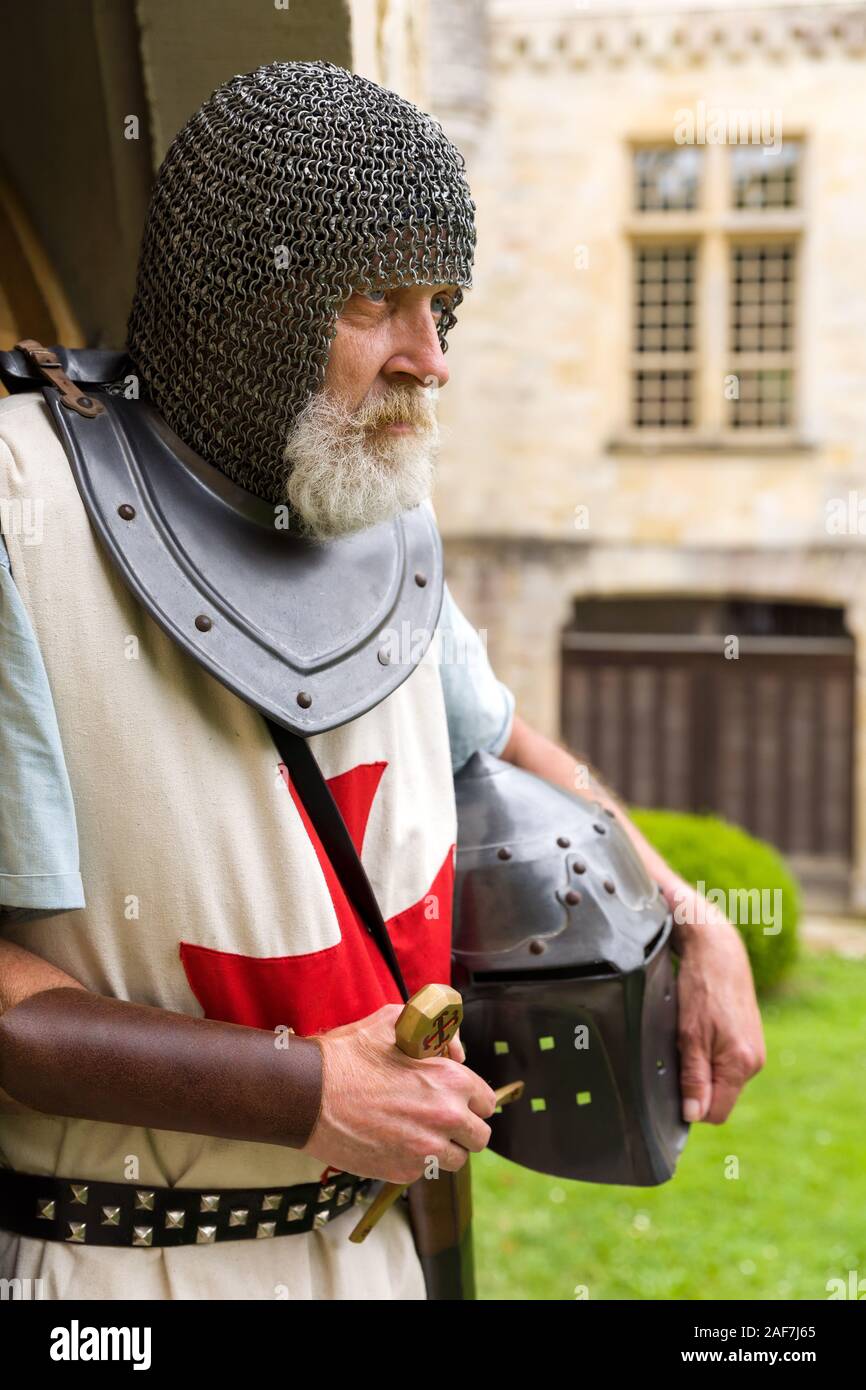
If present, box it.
[452,752,689,1186]
[126,60,476,504]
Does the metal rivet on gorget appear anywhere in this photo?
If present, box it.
[77,396,93,408]
[572,858,587,874]
[592,822,607,835]
[195,614,212,632]
[603,879,616,894]
[377,648,391,665]
[605,807,616,819]
[117,504,135,521]
[297,691,312,708]
[497,847,512,860]
[529,939,546,955]
[565,890,581,906]
[414,572,427,587]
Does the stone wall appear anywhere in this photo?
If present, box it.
[428,2,866,906]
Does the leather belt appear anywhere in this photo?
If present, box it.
[0,1167,375,1248]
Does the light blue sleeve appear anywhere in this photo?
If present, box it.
[437,582,516,774]
[0,533,84,914]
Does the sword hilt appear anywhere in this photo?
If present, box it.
[348,984,523,1244]
[394,981,464,1060]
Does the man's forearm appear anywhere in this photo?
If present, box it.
[0,968,324,1149]
[0,933,87,1014]
[0,935,88,1113]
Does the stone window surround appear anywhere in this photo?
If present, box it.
[610,138,813,456]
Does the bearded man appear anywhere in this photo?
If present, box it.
[0,61,764,1302]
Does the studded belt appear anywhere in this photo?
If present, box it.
[0,1167,375,1248]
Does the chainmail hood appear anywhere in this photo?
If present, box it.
[126,61,476,503]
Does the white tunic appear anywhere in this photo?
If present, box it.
[0,392,459,1300]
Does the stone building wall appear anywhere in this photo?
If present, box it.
[428,1,866,905]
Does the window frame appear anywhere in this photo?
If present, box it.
[610,137,809,454]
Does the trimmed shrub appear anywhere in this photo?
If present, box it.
[630,807,800,992]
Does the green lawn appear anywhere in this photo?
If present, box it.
[472,952,866,1300]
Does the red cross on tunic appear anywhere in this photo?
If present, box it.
[179,759,454,1037]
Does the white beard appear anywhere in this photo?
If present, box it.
[282,383,440,539]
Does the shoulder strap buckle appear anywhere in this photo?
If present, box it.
[14,339,105,419]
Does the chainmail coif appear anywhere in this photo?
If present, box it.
[126,60,476,504]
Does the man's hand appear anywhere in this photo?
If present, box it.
[304,1004,498,1183]
[672,885,766,1124]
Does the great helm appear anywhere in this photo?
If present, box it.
[452,753,689,1186]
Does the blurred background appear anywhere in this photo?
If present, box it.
[2,0,864,1299]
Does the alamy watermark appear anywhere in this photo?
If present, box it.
[673,880,782,936]
[1,1276,44,1300]
[49,1320,151,1369]
[674,100,783,151]
[826,1269,866,1299]
[377,620,489,669]
[826,491,866,535]
[0,497,43,546]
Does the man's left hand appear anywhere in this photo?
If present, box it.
[672,888,766,1124]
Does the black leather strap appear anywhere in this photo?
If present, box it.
[264,718,409,1003]
[0,1167,375,1247]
